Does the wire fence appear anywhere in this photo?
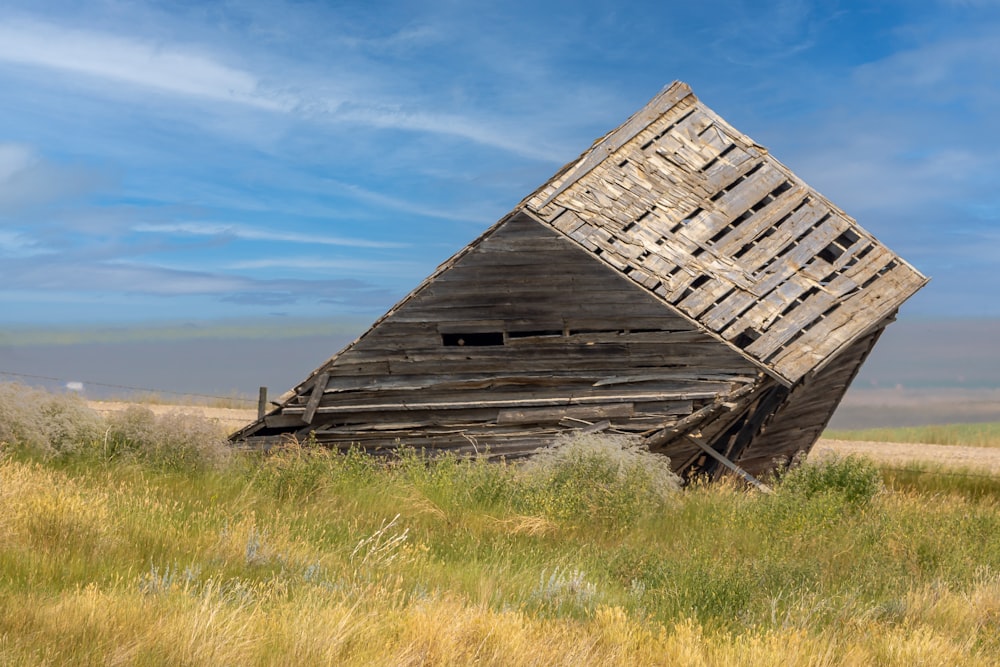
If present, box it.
[0,370,258,405]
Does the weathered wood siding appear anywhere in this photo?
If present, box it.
[241,212,760,459]
[524,82,927,385]
[732,322,886,475]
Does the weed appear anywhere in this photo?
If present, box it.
[101,406,231,470]
[518,433,680,525]
[0,382,102,458]
[776,454,884,506]
[529,567,600,618]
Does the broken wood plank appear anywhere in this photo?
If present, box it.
[497,403,635,425]
[302,372,330,424]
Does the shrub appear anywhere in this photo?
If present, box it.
[102,405,230,470]
[518,433,681,525]
[0,383,103,457]
[777,455,883,506]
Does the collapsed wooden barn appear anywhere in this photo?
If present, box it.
[231,81,927,481]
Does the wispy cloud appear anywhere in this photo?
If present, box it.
[132,222,407,249]
[227,256,427,276]
[0,18,289,110]
[0,16,562,161]
[1,255,391,306]
[335,106,564,163]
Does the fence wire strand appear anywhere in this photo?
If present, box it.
[0,370,257,405]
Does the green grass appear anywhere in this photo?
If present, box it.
[825,421,1000,448]
[3,383,1000,665]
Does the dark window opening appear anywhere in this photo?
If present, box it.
[771,181,793,197]
[818,229,862,263]
[442,332,504,347]
[682,207,703,224]
[568,328,628,336]
[732,328,761,349]
[709,226,733,244]
[836,230,860,247]
[821,303,841,318]
[817,242,844,264]
[508,330,562,339]
[690,274,711,290]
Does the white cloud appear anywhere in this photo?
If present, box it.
[132,222,407,249]
[337,107,564,163]
[0,18,290,110]
[323,178,495,223]
[226,256,427,276]
[853,31,1000,106]
[0,17,562,160]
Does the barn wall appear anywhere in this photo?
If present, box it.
[733,323,886,475]
[255,212,760,456]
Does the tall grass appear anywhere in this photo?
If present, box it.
[3,383,1000,665]
[825,421,1000,448]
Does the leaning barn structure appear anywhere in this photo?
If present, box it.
[232,82,927,481]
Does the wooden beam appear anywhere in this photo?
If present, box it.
[684,434,772,493]
[302,372,330,424]
[645,379,758,448]
[285,391,716,415]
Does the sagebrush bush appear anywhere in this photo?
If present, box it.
[0,383,103,457]
[519,433,681,525]
[102,406,231,469]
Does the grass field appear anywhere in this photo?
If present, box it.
[3,383,1000,665]
[825,422,1000,448]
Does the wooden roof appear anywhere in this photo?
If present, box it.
[520,81,928,385]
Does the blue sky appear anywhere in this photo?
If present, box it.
[1,0,998,328]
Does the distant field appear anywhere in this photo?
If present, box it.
[824,422,1000,448]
